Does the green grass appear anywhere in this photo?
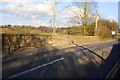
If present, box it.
[100,37,119,41]
[100,38,112,41]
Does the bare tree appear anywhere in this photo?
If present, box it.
[50,0,59,34]
[72,0,98,35]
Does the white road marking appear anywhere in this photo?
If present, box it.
[8,58,64,79]
[77,47,97,54]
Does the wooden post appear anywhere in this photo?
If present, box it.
[102,52,104,58]
[8,36,11,53]
[101,52,104,64]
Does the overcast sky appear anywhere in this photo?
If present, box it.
[0,0,119,27]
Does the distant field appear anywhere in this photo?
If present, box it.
[2,28,54,35]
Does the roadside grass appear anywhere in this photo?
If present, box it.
[100,37,119,41]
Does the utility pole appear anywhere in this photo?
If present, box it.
[51,0,56,35]
[94,10,98,36]
[83,2,87,36]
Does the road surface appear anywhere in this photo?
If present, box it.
[2,39,120,79]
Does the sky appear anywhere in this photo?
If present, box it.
[0,0,119,27]
[98,2,118,21]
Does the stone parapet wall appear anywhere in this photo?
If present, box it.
[2,34,100,54]
[50,35,100,45]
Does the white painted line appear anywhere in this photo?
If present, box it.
[8,57,64,79]
[78,47,97,54]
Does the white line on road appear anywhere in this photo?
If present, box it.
[8,57,64,79]
[77,47,97,54]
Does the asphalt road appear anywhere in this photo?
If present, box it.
[2,39,119,79]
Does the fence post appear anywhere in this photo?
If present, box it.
[18,35,20,49]
[8,35,11,53]
[102,52,104,58]
[101,52,104,64]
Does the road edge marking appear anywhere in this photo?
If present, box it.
[8,57,64,79]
